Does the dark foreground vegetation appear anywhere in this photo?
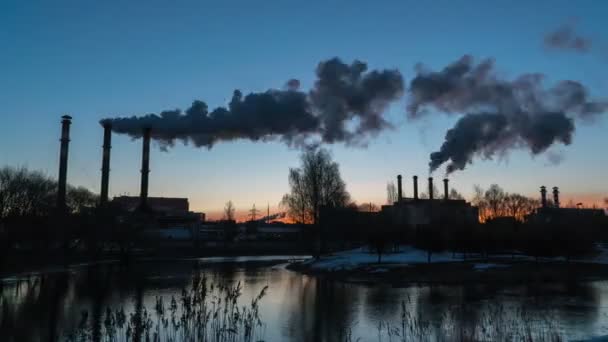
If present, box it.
[59,276,567,342]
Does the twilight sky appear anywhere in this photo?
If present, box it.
[1,1,607,219]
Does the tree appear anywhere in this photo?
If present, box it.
[0,166,56,218]
[67,186,99,213]
[223,200,235,221]
[448,188,464,200]
[503,193,538,221]
[386,181,398,204]
[281,148,350,224]
[485,184,506,219]
[249,204,258,222]
[419,184,439,199]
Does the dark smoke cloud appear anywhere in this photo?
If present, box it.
[408,55,607,173]
[101,58,404,149]
[544,23,591,53]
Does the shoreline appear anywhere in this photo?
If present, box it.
[286,246,608,286]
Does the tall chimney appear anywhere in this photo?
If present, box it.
[413,175,419,200]
[540,186,547,208]
[428,177,434,200]
[443,178,449,200]
[397,175,403,202]
[57,115,72,211]
[100,123,112,205]
[552,186,560,208]
[139,128,151,210]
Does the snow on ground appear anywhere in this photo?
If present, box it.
[302,246,456,271]
[300,244,608,272]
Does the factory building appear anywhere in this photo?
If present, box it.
[526,186,606,225]
[320,175,479,242]
[380,175,479,228]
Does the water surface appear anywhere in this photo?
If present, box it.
[2,257,608,341]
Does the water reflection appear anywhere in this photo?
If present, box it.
[1,259,607,341]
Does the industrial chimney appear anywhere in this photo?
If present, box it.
[139,128,151,210]
[397,175,403,202]
[100,123,112,205]
[57,115,72,211]
[540,186,547,208]
[428,177,434,200]
[413,175,419,200]
[443,178,449,200]
[552,186,560,208]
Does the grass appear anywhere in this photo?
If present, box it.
[64,273,268,342]
[62,274,569,342]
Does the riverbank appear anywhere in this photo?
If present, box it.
[0,249,310,280]
[287,245,608,285]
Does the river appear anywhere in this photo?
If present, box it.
[1,256,608,341]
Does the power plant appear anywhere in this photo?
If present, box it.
[380,175,479,228]
[54,116,605,232]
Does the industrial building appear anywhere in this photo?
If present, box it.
[381,175,479,228]
[526,186,606,225]
[320,175,479,241]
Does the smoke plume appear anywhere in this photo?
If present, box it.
[101,58,404,149]
[408,55,607,173]
[544,23,591,53]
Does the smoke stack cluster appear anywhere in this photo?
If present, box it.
[443,178,449,200]
[57,115,72,211]
[397,175,403,201]
[139,128,151,210]
[100,123,112,205]
[428,177,434,200]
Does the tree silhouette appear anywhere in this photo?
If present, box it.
[223,200,235,221]
[386,181,398,204]
[281,148,350,224]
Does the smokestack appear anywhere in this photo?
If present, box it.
[443,178,449,200]
[540,186,547,208]
[397,175,403,202]
[57,115,72,211]
[553,186,560,208]
[413,175,419,200]
[100,123,112,205]
[139,128,151,210]
[428,177,434,200]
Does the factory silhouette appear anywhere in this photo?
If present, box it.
[40,114,607,262]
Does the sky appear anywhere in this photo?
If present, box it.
[1,1,607,220]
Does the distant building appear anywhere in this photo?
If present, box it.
[381,175,478,228]
[320,175,479,241]
[112,196,190,215]
[525,186,607,225]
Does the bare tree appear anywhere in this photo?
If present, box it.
[503,193,538,221]
[485,184,506,219]
[449,188,464,200]
[419,184,439,200]
[249,204,258,222]
[67,186,99,213]
[0,166,56,218]
[386,181,398,204]
[223,200,235,221]
[281,148,350,224]
[472,185,489,222]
